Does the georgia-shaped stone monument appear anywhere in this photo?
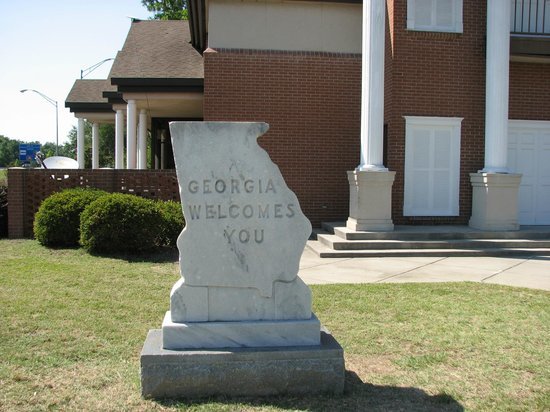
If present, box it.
[141,122,344,399]
[162,122,319,349]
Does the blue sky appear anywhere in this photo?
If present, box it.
[0,1,152,145]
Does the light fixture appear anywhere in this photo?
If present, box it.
[80,58,115,79]
[20,89,59,156]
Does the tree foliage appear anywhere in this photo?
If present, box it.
[142,0,188,20]
[0,135,73,167]
[40,142,73,159]
[0,135,21,167]
[66,121,116,168]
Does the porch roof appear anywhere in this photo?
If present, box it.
[65,79,115,113]
[109,19,204,92]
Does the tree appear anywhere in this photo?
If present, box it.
[40,142,72,159]
[0,134,75,167]
[142,0,188,20]
[0,135,21,167]
[67,122,116,168]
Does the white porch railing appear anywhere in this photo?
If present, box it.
[511,0,550,34]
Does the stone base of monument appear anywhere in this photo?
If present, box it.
[162,312,321,349]
[140,327,345,399]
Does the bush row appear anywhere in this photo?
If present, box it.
[33,189,184,253]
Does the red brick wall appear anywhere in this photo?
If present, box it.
[509,61,550,120]
[8,169,179,238]
[386,0,487,225]
[203,48,361,227]
[7,169,25,238]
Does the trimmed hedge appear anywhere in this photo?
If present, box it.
[33,189,185,253]
[156,200,185,248]
[80,193,163,254]
[33,188,108,246]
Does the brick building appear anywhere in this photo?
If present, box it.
[62,0,549,229]
[189,0,550,228]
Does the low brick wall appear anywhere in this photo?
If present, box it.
[7,169,180,239]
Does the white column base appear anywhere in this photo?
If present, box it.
[469,173,522,231]
[347,170,395,232]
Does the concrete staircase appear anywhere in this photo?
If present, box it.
[308,222,550,258]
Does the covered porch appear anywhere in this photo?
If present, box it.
[64,19,204,170]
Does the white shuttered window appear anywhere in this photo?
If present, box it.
[404,117,463,216]
[407,0,463,33]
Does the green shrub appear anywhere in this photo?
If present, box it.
[80,193,163,254]
[156,200,185,247]
[33,188,108,246]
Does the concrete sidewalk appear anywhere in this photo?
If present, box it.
[298,248,550,291]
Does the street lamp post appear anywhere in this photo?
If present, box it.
[80,58,114,79]
[20,89,59,156]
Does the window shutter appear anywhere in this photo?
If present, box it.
[414,0,432,27]
[404,117,462,216]
[435,0,454,28]
[407,0,462,33]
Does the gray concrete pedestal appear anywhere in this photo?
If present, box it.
[140,328,345,399]
[347,170,396,231]
[469,172,522,231]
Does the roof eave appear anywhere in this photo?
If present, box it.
[111,77,204,93]
[65,102,114,113]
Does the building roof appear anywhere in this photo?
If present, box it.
[109,19,204,81]
[65,20,204,114]
[65,79,115,112]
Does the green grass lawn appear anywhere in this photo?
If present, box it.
[1,239,548,411]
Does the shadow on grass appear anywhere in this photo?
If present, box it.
[155,371,464,412]
[88,247,179,263]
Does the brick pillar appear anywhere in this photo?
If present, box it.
[7,168,26,239]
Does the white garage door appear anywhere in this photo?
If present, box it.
[508,120,550,225]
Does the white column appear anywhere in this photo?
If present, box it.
[115,109,125,169]
[483,0,511,173]
[138,109,147,169]
[160,130,168,169]
[469,1,520,231]
[126,99,137,169]
[358,0,386,171]
[77,118,85,169]
[91,122,100,169]
[346,0,394,232]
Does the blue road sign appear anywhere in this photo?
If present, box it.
[19,144,41,163]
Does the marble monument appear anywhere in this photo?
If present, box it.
[141,122,344,398]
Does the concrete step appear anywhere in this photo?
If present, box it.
[307,240,550,258]
[321,222,550,241]
[313,222,550,257]
[317,234,550,251]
